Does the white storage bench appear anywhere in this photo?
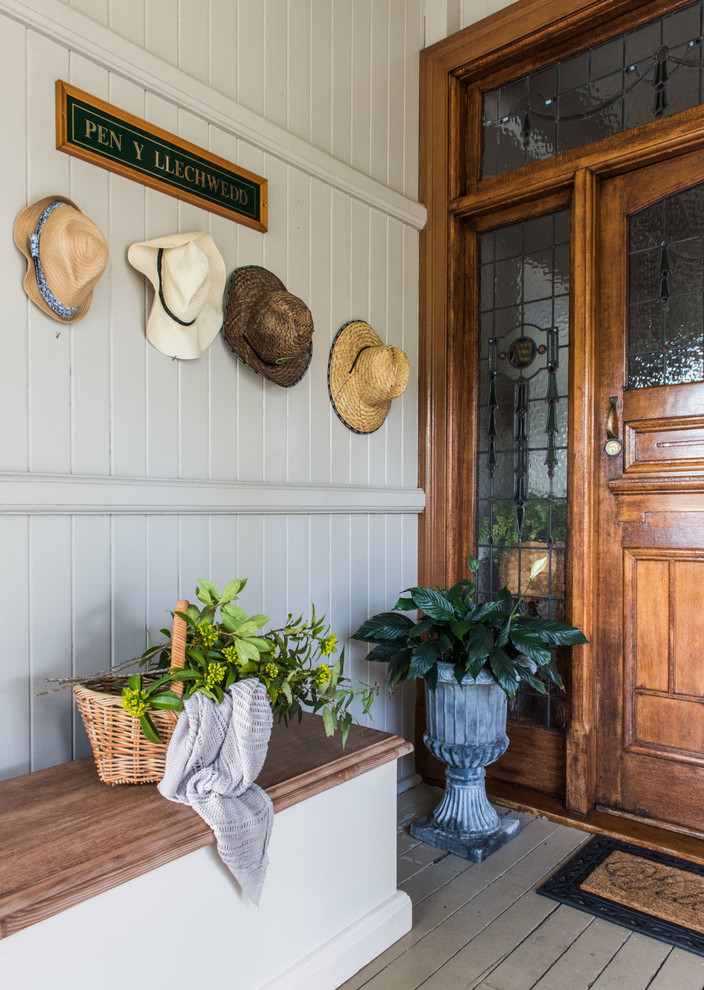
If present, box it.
[0,714,413,990]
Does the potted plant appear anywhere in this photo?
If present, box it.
[352,555,587,861]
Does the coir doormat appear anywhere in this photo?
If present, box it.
[537,835,704,957]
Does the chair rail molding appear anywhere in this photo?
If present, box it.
[0,473,426,515]
[0,0,427,232]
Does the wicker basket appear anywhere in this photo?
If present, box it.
[74,599,188,785]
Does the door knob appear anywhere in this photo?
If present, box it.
[605,397,622,457]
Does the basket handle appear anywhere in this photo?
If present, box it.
[170,599,189,700]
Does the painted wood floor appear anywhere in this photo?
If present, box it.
[341,784,704,990]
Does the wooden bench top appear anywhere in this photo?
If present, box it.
[0,715,412,938]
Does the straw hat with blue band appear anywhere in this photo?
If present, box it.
[328,321,409,434]
[127,231,226,360]
[14,195,109,324]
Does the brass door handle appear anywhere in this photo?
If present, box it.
[605,397,622,457]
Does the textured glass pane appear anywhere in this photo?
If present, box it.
[477,210,570,730]
[481,0,704,179]
[628,181,704,388]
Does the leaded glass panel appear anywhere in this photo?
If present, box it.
[482,0,704,179]
[628,181,704,388]
[477,210,570,729]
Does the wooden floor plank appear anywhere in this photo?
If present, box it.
[530,917,630,990]
[468,903,593,990]
[646,948,704,989]
[589,933,672,990]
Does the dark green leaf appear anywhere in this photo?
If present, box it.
[510,628,552,666]
[450,619,473,642]
[139,712,161,744]
[149,691,184,711]
[407,588,457,621]
[408,642,439,680]
[393,596,416,611]
[352,612,415,642]
[516,618,588,646]
[495,618,511,649]
[464,624,494,663]
[466,653,486,679]
[128,673,141,691]
[487,647,520,698]
[466,554,480,573]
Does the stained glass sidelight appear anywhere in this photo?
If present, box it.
[482,0,704,179]
[628,181,704,388]
[477,211,570,729]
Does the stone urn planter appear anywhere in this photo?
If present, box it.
[409,661,519,862]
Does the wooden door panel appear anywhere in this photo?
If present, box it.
[596,147,704,835]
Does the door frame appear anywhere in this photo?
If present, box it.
[419,0,704,815]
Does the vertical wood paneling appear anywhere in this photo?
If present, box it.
[351,0,372,178]
[309,0,332,156]
[369,210,390,487]
[370,0,390,186]
[404,2,422,199]
[208,515,239,591]
[144,515,178,638]
[329,190,353,486]
[386,217,406,488]
[309,179,333,485]
[178,0,209,84]
[145,0,178,67]
[209,1,237,97]
[0,517,30,778]
[26,31,71,475]
[107,75,147,477]
[68,56,111,477]
[236,1,264,116]
[108,0,144,48]
[286,0,310,142]
[264,0,288,131]
[111,515,148,667]
[30,516,73,770]
[175,108,211,481]
[72,516,111,757]
[178,515,211,595]
[350,199,371,486]
[2,18,29,473]
[286,169,312,484]
[402,223,419,489]
[388,2,406,194]
[143,92,180,479]
[262,155,289,485]
[331,0,353,167]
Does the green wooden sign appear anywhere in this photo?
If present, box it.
[56,81,267,231]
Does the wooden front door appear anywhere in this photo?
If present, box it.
[596,147,704,833]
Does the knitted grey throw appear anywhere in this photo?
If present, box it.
[158,679,274,906]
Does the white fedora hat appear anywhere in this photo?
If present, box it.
[127,231,226,360]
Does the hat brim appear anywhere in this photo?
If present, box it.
[222,266,313,387]
[127,232,227,360]
[328,321,391,434]
[14,196,94,324]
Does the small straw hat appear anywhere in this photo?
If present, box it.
[328,321,409,434]
[14,195,109,324]
[127,231,226,360]
[222,266,314,387]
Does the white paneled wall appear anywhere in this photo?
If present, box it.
[0,0,425,782]
[57,0,421,199]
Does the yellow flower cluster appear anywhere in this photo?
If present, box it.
[121,687,148,718]
[262,662,278,679]
[222,645,238,664]
[204,663,226,689]
[320,634,337,656]
[197,623,218,646]
[315,664,331,685]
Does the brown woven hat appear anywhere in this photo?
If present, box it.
[14,195,108,323]
[222,266,314,387]
[328,321,409,434]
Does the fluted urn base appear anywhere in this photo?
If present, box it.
[410,663,519,862]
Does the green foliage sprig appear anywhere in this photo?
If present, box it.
[352,555,587,699]
[123,578,377,746]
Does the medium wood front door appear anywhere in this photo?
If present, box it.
[596,148,704,833]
